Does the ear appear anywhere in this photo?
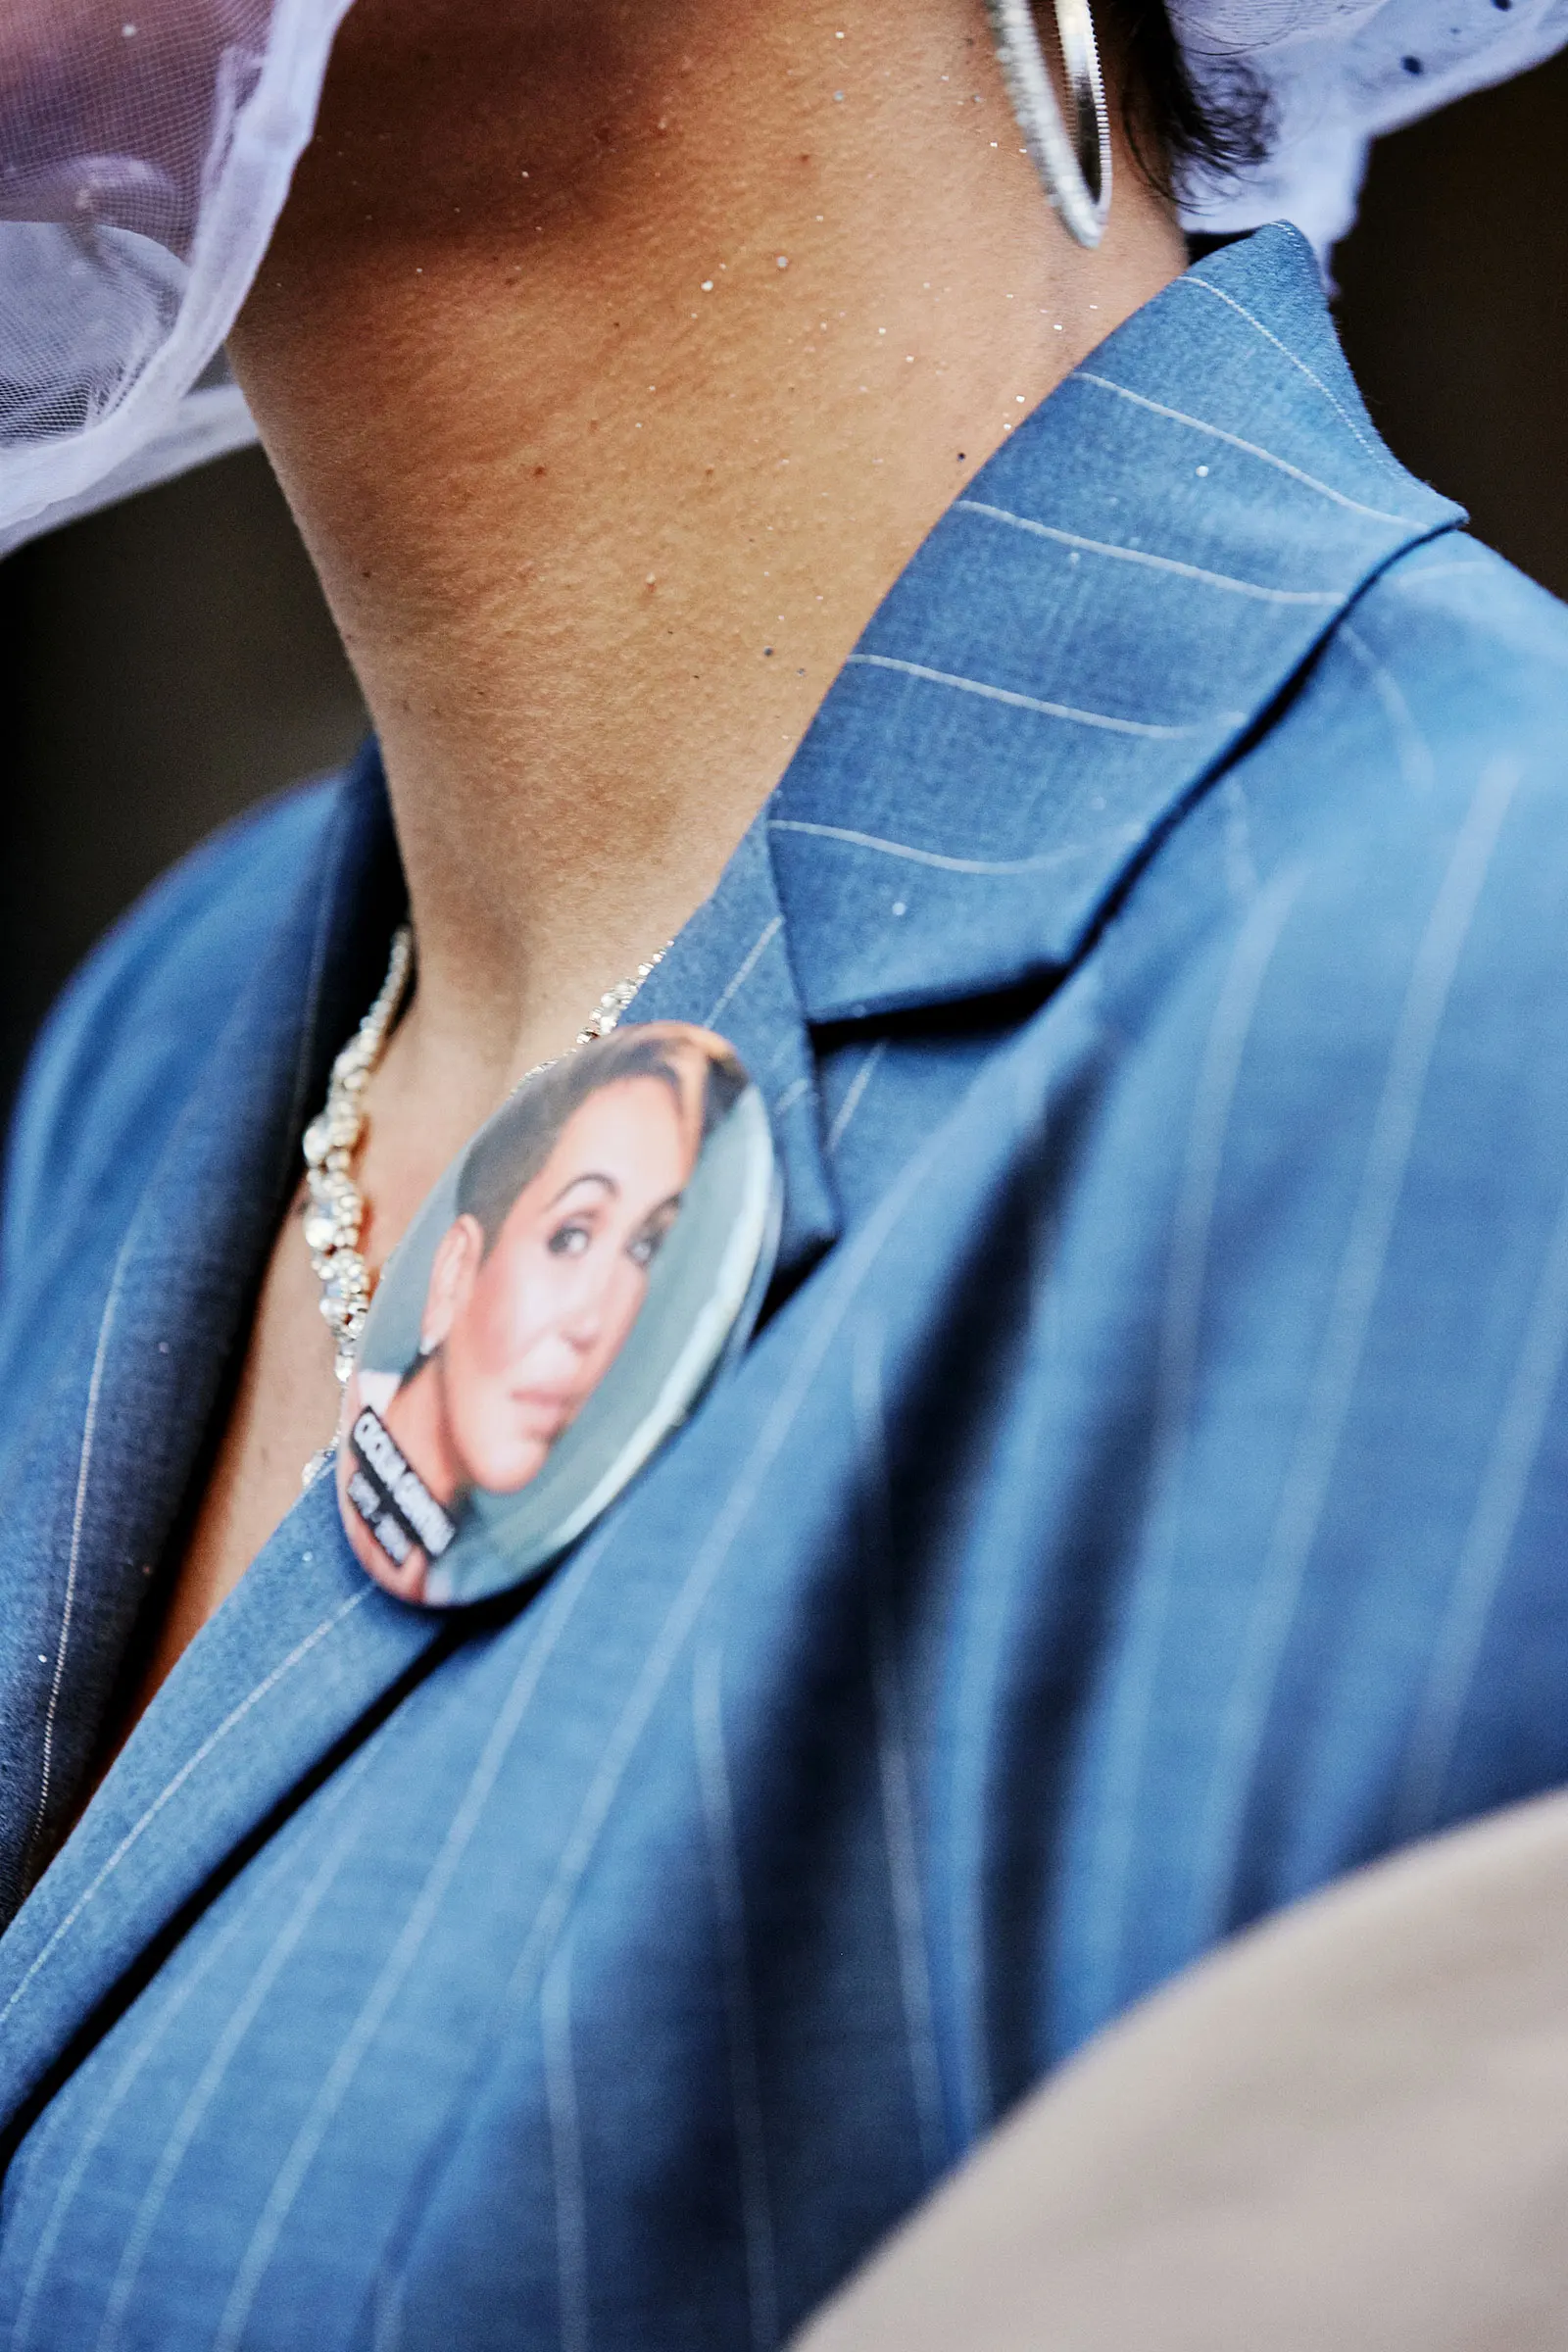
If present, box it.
[419,1213,485,1352]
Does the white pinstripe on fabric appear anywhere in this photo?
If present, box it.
[705,916,784,1031]
[844,655,1238,741]
[693,1645,780,2352]
[956,501,1343,605]
[368,2271,407,2352]
[1384,560,1493,593]
[932,1031,1089,2144]
[767,818,1140,880]
[825,1045,888,1160]
[23,1246,133,1892]
[1188,757,1524,1941]
[1341,623,1438,795]
[1393,1153,1568,1835]
[1169,276,1406,480]
[1072,374,1416,527]
[1075,867,1307,2022]
[853,1326,946,2180]
[541,1933,590,2352]
[1218,775,1261,905]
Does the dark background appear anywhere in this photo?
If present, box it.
[2,47,1566,1111]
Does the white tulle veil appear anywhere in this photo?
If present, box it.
[1,0,1564,555]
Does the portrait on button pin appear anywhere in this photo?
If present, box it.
[337,1021,778,1607]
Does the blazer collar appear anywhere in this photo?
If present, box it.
[766,223,1464,1024]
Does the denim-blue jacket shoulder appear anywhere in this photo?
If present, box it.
[0,223,1567,2350]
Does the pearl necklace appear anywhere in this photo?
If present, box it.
[301,926,669,1395]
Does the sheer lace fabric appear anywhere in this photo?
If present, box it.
[0,0,349,553]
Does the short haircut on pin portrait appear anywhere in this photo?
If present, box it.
[457,1027,747,1257]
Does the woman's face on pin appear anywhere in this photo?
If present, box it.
[425,1073,693,1494]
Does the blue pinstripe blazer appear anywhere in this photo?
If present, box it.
[1,223,1567,2347]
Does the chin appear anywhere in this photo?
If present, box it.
[468,1439,554,1495]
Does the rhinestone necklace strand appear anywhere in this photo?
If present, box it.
[302,924,669,1396]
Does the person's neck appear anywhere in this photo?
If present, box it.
[228,0,1186,1127]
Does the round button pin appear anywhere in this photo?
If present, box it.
[337,1022,779,1606]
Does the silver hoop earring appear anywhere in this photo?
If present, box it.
[986,0,1112,249]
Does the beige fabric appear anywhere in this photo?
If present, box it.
[792,1793,1568,2351]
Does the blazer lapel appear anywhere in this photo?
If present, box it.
[0,1474,447,2150]
[0,752,406,1920]
[767,225,1464,1026]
